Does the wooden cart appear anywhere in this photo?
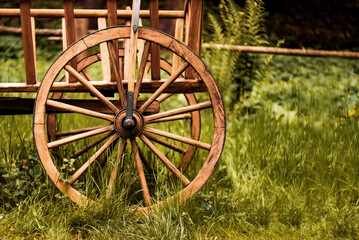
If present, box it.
[0,0,225,214]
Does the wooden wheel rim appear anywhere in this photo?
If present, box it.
[47,53,200,172]
[34,26,225,213]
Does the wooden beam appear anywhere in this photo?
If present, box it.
[0,9,185,18]
[149,0,160,80]
[185,0,203,79]
[19,0,36,84]
[0,80,207,93]
[107,0,120,82]
[202,44,359,59]
[0,98,160,115]
[64,0,77,82]
[97,18,111,82]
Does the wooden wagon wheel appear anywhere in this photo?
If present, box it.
[46,51,200,172]
[34,26,225,214]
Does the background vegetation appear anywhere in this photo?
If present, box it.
[1,0,359,239]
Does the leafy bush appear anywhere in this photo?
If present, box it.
[203,0,271,106]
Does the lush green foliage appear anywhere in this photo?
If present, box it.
[203,0,272,106]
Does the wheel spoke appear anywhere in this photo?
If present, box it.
[107,41,126,108]
[107,138,127,196]
[157,93,173,103]
[68,133,119,184]
[144,101,211,123]
[68,132,113,159]
[138,62,189,113]
[143,132,185,153]
[47,125,114,149]
[134,41,151,107]
[146,113,191,124]
[130,139,152,206]
[47,100,114,122]
[64,65,120,114]
[139,134,190,186]
[56,125,107,137]
[143,126,211,151]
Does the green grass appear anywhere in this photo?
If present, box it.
[1,49,359,238]
[1,110,359,239]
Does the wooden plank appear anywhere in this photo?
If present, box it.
[149,0,160,80]
[0,98,160,115]
[0,80,207,93]
[30,17,37,82]
[61,17,69,82]
[64,0,77,83]
[127,0,140,93]
[172,18,184,73]
[185,0,203,78]
[123,10,131,80]
[202,44,359,59]
[0,9,185,18]
[19,0,36,84]
[97,18,111,81]
[107,0,119,82]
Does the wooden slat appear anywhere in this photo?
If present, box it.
[30,17,37,82]
[0,79,207,93]
[137,18,145,67]
[173,18,184,74]
[123,9,131,81]
[149,0,160,80]
[19,0,36,84]
[127,1,140,93]
[0,98,160,115]
[64,0,77,83]
[185,0,203,79]
[97,18,111,82]
[0,9,185,18]
[107,0,119,83]
[61,17,69,82]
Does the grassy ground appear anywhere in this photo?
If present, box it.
[1,52,359,239]
[1,111,359,239]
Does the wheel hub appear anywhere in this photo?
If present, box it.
[114,109,144,138]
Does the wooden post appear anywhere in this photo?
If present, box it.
[98,18,111,82]
[64,0,77,83]
[172,18,184,74]
[185,0,203,79]
[107,0,120,82]
[149,0,160,80]
[19,0,36,84]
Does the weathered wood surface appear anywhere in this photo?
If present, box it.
[149,0,160,80]
[203,43,359,59]
[0,98,159,115]
[0,80,206,93]
[64,0,77,83]
[19,0,36,84]
[0,9,184,18]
